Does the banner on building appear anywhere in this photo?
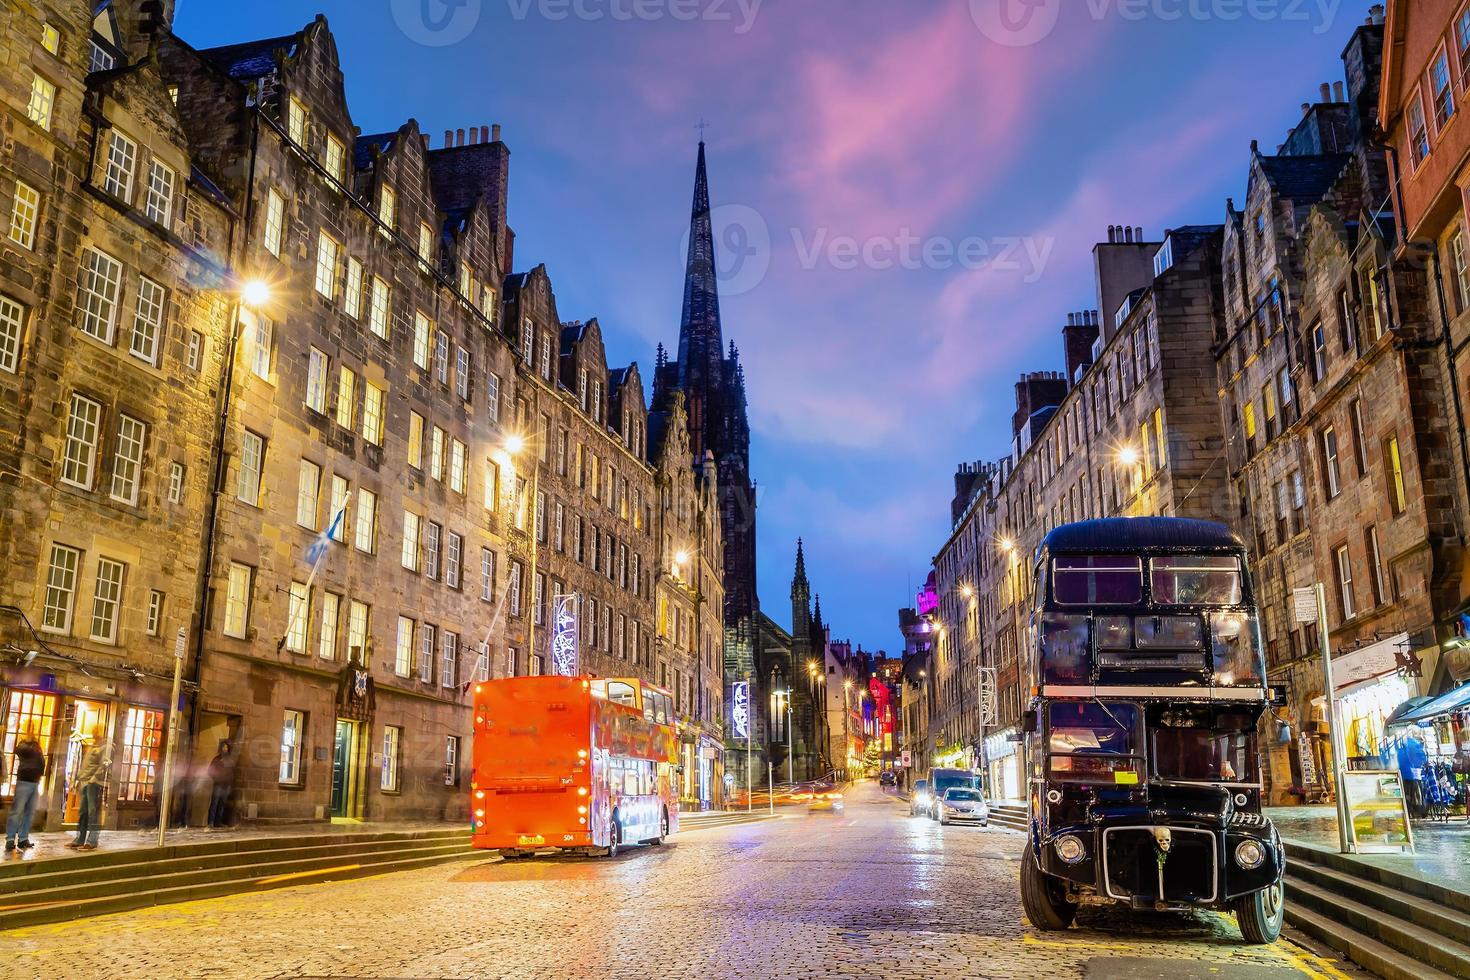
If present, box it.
[731,681,750,739]
[978,667,997,727]
[551,594,579,676]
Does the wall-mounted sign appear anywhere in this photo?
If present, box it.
[551,594,579,676]
[731,681,750,739]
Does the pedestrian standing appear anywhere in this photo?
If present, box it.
[5,725,45,853]
[206,741,237,829]
[66,728,110,851]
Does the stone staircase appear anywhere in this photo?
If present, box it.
[1284,841,1470,980]
[989,802,1028,832]
[0,827,477,931]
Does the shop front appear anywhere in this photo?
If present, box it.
[984,728,1022,802]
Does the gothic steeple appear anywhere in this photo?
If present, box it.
[792,538,809,600]
[791,539,812,640]
[677,141,727,460]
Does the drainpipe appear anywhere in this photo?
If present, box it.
[187,110,262,751]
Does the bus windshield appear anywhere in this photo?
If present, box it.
[1152,709,1256,782]
[1150,556,1242,605]
[1049,702,1137,754]
[1053,556,1143,606]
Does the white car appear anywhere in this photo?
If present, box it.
[936,788,989,826]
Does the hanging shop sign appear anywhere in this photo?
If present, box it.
[731,681,750,739]
[551,594,579,677]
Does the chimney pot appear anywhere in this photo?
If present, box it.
[1302,102,1312,116]
[492,123,502,142]
[443,129,453,148]
[1124,227,1134,243]
[1319,82,1331,102]
[1135,226,1143,241]
[1334,81,1345,102]
[455,128,465,147]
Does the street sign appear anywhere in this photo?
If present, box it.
[1293,587,1318,624]
[900,750,911,768]
[173,627,187,660]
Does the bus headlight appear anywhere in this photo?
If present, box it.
[1234,839,1265,870]
[1055,835,1087,864]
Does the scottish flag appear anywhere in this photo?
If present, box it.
[306,504,347,569]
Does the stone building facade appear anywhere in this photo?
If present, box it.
[0,3,729,831]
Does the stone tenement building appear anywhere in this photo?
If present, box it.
[929,223,1228,800]
[0,2,728,833]
[921,5,1470,807]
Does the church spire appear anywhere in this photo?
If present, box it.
[792,538,809,599]
[676,141,725,412]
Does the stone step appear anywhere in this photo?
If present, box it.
[1287,875,1470,978]
[1285,841,1470,919]
[0,833,471,896]
[1286,900,1459,980]
[0,844,482,931]
[0,839,472,911]
[1289,859,1470,941]
[0,826,468,884]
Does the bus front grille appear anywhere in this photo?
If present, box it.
[1101,827,1218,906]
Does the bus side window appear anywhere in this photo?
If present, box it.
[643,694,655,723]
[624,770,639,796]
[607,681,636,707]
[658,693,671,725]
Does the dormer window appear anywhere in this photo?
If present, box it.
[418,222,433,268]
[378,184,396,236]
[1152,237,1174,278]
[481,285,498,325]
[89,40,114,73]
[324,134,346,183]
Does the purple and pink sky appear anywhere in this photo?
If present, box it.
[177,0,1361,650]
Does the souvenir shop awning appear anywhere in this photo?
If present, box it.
[1393,682,1470,726]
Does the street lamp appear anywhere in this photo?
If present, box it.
[240,278,272,308]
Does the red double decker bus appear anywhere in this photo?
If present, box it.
[471,675,680,857]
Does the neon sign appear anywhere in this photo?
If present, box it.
[551,594,579,676]
[731,681,750,739]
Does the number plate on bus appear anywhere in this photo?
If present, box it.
[517,834,545,846]
[1113,772,1138,785]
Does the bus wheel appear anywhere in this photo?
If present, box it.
[606,813,622,858]
[1020,845,1077,930]
[649,807,669,845]
[1234,882,1285,944]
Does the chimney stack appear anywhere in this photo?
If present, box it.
[1319,82,1331,102]
[443,129,453,148]
[455,128,465,147]
[1369,4,1384,26]
[1333,81,1345,102]
[1135,226,1143,242]
[1124,226,1134,243]
[492,123,502,142]
[1301,102,1311,116]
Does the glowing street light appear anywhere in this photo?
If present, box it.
[240,278,272,308]
[503,434,526,455]
[1117,445,1140,467]
[999,537,1015,554]
[961,584,975,600]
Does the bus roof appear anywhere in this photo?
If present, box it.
[1041,517,1242,555]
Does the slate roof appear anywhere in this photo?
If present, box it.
[196,33,300,81]
[354,132,397,171]
[1256,154,1351,202]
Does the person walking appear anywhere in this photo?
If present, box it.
[5,726,45,853]
[206,741,237,830]
[65,728,110,851]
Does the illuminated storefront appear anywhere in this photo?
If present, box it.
[985,729,1022,801]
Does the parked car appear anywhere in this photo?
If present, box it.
[936,788,989,826]
[910,779,932,817]
[879,770,897,787]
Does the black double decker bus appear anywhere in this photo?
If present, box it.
[1018,517,1285,943]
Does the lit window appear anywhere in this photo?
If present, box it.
[347,601,370,662]
[509,561,523,616]
[0,295,27,373]
[481,548,497,601]
[10,181,39,249]
[354,489,377,553]
[117,708,164,803]
[328,475,349,541]
[446,531,463,589]
[76,247,123,343]
[296,458,320,530]
[319,592,340,660]
[450,439,466,493]
[395,616,415,677]
[41,23,60,54]
[381,726,401,791]
[224,562,253,638]
[487,372,501,422]
[248,313,272,380]
[129,276,166,365]
[369,276,390,338]
[456,347,471,400]
[363,382,385,445]
[237,429,264,504]
[285,581,310,654]
[419,623,436,683]
[109,414,146,505]
[408,411,424,468]
[314,232,338,299]
[288,95,309,145]
[435,331,450,385]
[306,347,328,413]
[42,543,80,633]
[26,74,55,131]
[102,131,137,202]
[344,257,363,319]
[144,160,175,226]
[378,184,395,234]
[279,710,304,784]
[402,511,421,572]
[481,285,497,325]
[430,426,445,481]
[413,313,432,370]
[459,262,473,298]
[1386,434,1407,516]
[61,392,101,488]
[418,222,433,267]
[325,133,346,183]
[335,366,355,429]
[264,189,285,256]
[89,557,125,643]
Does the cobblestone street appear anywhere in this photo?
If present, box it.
[0,783,1359,979]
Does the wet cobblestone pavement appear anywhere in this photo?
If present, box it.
[0,784,1363,979]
